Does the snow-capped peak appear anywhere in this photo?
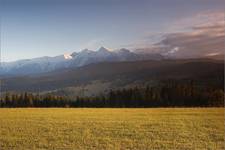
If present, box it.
[98,46,109,52]
[64,53,73,60]
[0,46,165,76]
[80,49,93,53]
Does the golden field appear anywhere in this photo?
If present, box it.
[0,108,224,150]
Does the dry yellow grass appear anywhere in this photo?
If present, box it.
[0,108,224,150]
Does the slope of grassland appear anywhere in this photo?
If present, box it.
[0,108,224,150]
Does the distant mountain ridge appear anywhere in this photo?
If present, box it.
[0,47,164,76]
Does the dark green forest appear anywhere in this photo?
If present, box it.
[0,81,224,108]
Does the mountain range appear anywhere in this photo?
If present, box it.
[0,46,224,97]
[0,47,163,76]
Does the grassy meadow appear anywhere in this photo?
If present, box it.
[0,108,224,150]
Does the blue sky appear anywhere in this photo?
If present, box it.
[1,0,224,61]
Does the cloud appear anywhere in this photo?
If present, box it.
[205,52,221,57]
[169,11,224,33]
[136,11,225,58]
[166,47,180,55]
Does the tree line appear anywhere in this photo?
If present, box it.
[0,81,224,108]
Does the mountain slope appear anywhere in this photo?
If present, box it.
[1,59,223,94]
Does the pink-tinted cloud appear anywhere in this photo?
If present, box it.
[135,11,225,58]
[169,11,224,32]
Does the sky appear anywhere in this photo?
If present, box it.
[1,0,224,61]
